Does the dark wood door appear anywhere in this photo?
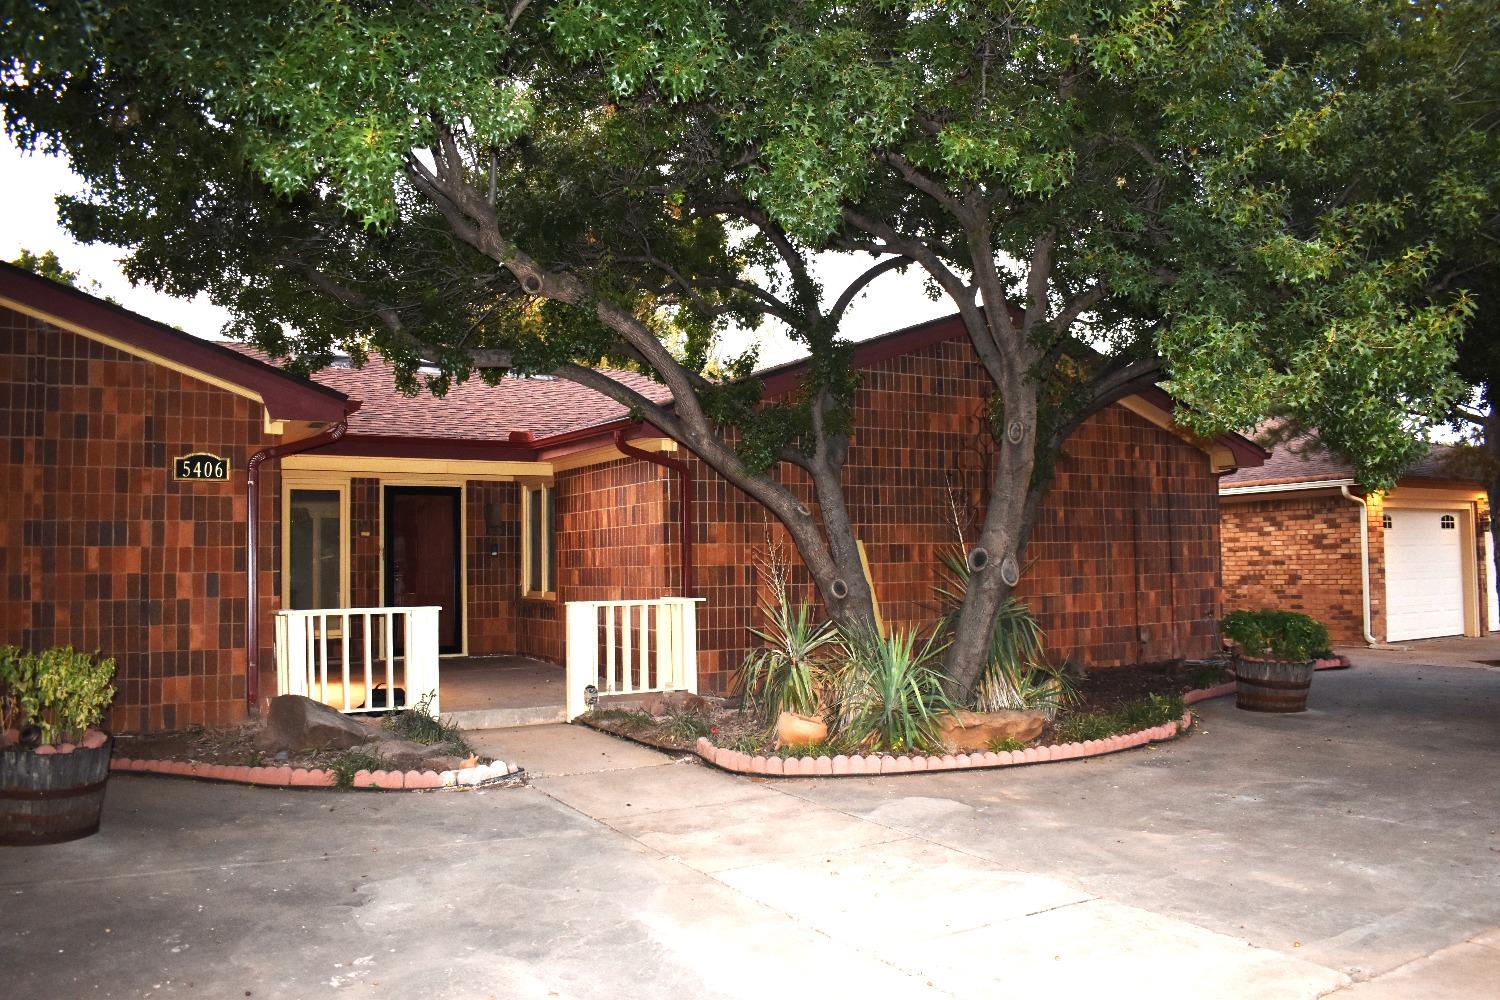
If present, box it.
[384,487,462,653]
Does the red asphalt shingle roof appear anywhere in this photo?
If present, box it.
[225,345,670,441]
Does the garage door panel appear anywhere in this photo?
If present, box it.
[1384,508,1465,641]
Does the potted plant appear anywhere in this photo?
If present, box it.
[1,646,117,845]
[1221,610,1328,713]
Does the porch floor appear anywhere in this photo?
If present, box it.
[444,653,567,722]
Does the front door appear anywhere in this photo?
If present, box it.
[384,486,462,653]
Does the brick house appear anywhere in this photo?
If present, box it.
[1220,427,1497,646]
[3,262,1266,732]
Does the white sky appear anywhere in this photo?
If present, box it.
[0,136,954,366]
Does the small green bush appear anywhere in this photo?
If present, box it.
[1053,694,1185,744]
[987,736,1027,753]
[1222,610,1330,662]
[0,645,116,744]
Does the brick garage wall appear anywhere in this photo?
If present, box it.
[679,336,1224,697]
[1220,493,1369,644]
[0,305,280,732]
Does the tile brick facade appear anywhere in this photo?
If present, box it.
[1,304,280,731]
[6,294,1236,730]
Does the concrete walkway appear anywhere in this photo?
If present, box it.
[6,652,1496,998]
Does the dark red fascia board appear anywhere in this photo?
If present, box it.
[0,262,349,424]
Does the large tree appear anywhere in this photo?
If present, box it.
[2,1,1482,694]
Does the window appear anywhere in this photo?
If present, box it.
[521,483,555,597]
[288,489,343,609]
[1440,514,1457,530]
[1382,513,1392,530]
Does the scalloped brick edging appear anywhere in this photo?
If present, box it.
[693,708,1198,778]
[108,756,522,791]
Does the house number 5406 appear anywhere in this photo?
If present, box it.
[172,452,230,481]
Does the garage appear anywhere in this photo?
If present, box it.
[1384,507,1468,641]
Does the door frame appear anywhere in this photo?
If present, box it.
[382,484,465,655]
[1381,496,1481,641]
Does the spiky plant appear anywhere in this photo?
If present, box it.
[829,627,953,754]
[739,541,839,722]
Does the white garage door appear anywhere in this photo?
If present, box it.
[1384,508,1466,641]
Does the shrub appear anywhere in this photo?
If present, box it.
[987,736,1027,753]
[935,548,1075,718]
[828,627,953,754]
[1222,610,1330,662]
[0,645,116,744]
[739,544,839,722]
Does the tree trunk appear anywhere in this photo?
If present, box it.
[941,385,1043,699]
[1484,389,1500,630]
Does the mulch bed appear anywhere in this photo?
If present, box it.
[111,715,475,772]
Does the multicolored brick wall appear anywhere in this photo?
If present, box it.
[1220,493,1369,644]
[674,335,1225,696]
[0,304,279,732]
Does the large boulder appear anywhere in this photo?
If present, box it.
[938,709,1046,752]
[255,695,373,751]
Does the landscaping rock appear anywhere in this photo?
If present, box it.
[255,695,373,751]
[937,709,1046,752]
[663,691,711,715]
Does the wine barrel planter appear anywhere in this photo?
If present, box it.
[1234,659,1315,713]
[0,739,112,845]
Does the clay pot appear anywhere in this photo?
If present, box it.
[774,711,828,749]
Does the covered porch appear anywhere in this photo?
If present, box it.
[268,599,701,728]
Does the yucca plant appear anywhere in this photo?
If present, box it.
[829,627,953,754]
[739,543,839,723]
[936,547,1074,719]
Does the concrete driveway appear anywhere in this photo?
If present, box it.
[5,653,1497,998]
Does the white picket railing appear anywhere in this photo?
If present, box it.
[274,606,441,717]
[564,598,703,721]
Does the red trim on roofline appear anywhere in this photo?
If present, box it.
[0,261,350,424]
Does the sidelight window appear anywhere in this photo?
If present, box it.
[522,483,555,598]
[288,489,343,609]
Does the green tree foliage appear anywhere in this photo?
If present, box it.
[2,1,1489,693]
[10,247,79,286]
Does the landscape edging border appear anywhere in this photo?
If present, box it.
[107,756,521,791]
[692,661,1350,779]
[692,708,1198,778]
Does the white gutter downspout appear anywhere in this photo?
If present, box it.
[1340,485,1379,646]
